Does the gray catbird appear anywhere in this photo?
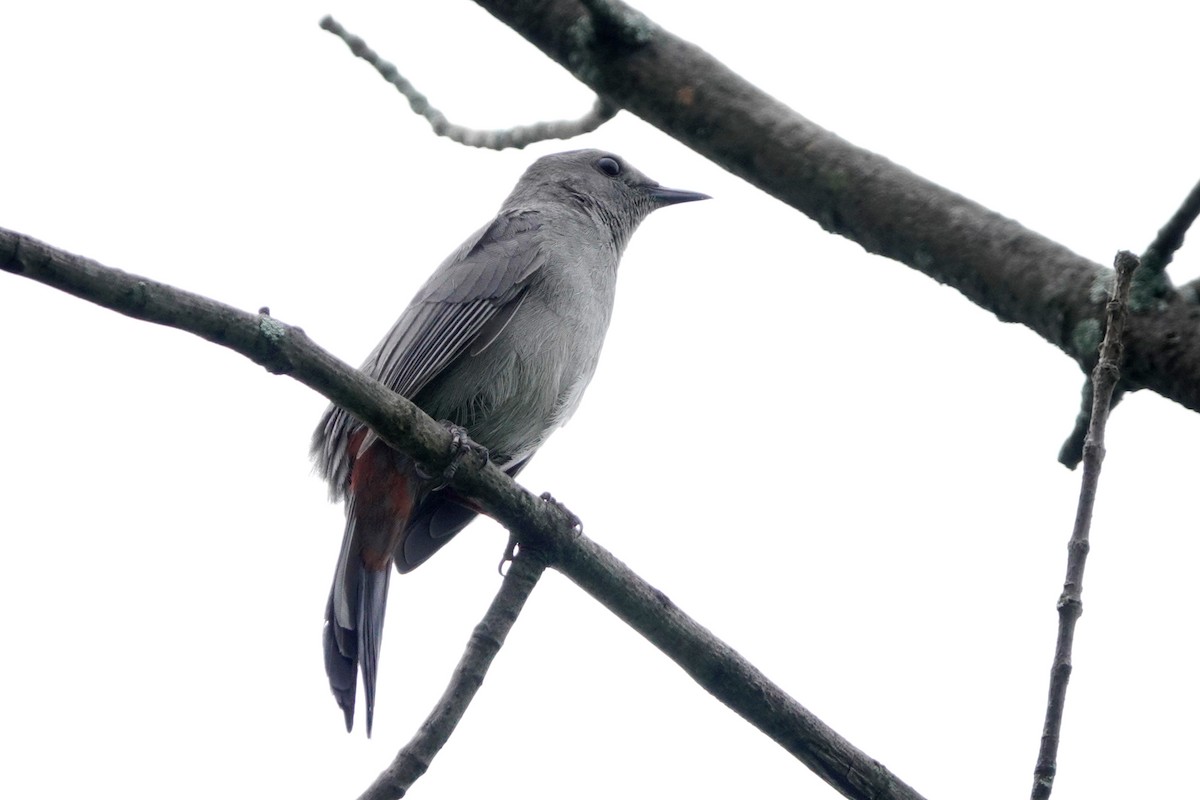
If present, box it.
[311,149,708,734]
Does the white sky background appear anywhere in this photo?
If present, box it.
[2,2,1198,798]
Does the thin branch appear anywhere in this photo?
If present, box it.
[1139,177,1200,276]
[471,0,1200,414]
[1031,251,1139,800]
[0,225,570,564]
[1057,176,1200,466]
[319,15,617,149]
[1,225,927,800]
[358,551,548,800]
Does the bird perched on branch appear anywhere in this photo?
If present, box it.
[312,149,708,734]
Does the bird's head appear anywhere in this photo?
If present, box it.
[508,149,709,250]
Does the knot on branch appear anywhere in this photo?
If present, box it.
[578,0,655,50]
[253,313,296,375]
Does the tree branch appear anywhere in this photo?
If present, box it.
[0,225,926,800]
[1058,173,1200,466]
[1139,177,1200,277]
[555,534,925,800]
[358,551,548,800]
[319,15,617,149]
[1031,251,1139,800]
[470,0,1200,413]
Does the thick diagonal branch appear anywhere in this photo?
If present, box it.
[472,0,1200,412]
[1,226,925,800]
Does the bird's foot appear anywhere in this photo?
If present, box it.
[420,422,489,487]
[496,494,581,575]
[497,529,520,576]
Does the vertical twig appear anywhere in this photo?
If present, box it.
[1030,251,1139,800]
[358,551,548,800]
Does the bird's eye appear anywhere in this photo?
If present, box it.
[595,156,622,177]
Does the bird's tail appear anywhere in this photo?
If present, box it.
[323,441,425,736]
[324,559,391,735]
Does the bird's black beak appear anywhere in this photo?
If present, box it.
[648,185,711,206]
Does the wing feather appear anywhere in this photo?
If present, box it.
[367,210,546,398]
[312,209,547,495]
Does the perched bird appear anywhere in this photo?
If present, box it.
[312,149,708,734]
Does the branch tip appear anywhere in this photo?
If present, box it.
[1139,178,1200,275]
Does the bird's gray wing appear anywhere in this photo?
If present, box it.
[366,209,546,397]
[312,210,548,497]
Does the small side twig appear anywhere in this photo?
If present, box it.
[1128,176,1200,310]
[358,551,547,800]
[1057,177,1200,463]
[1031,250,1139,800]
[319,16,618,149]
[1139,177,1200,276]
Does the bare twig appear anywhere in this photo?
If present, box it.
[1139,177,1200,276]
[319,15,617,149]
[1,225,927,800]
[1031,251,1139,800]
[1057,177,1200,465]
[358,551,547,800]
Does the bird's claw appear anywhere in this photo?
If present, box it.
[497,494,581,575]
[540,491,583,534]
[497,529,520,576]
[421,421,488,486]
